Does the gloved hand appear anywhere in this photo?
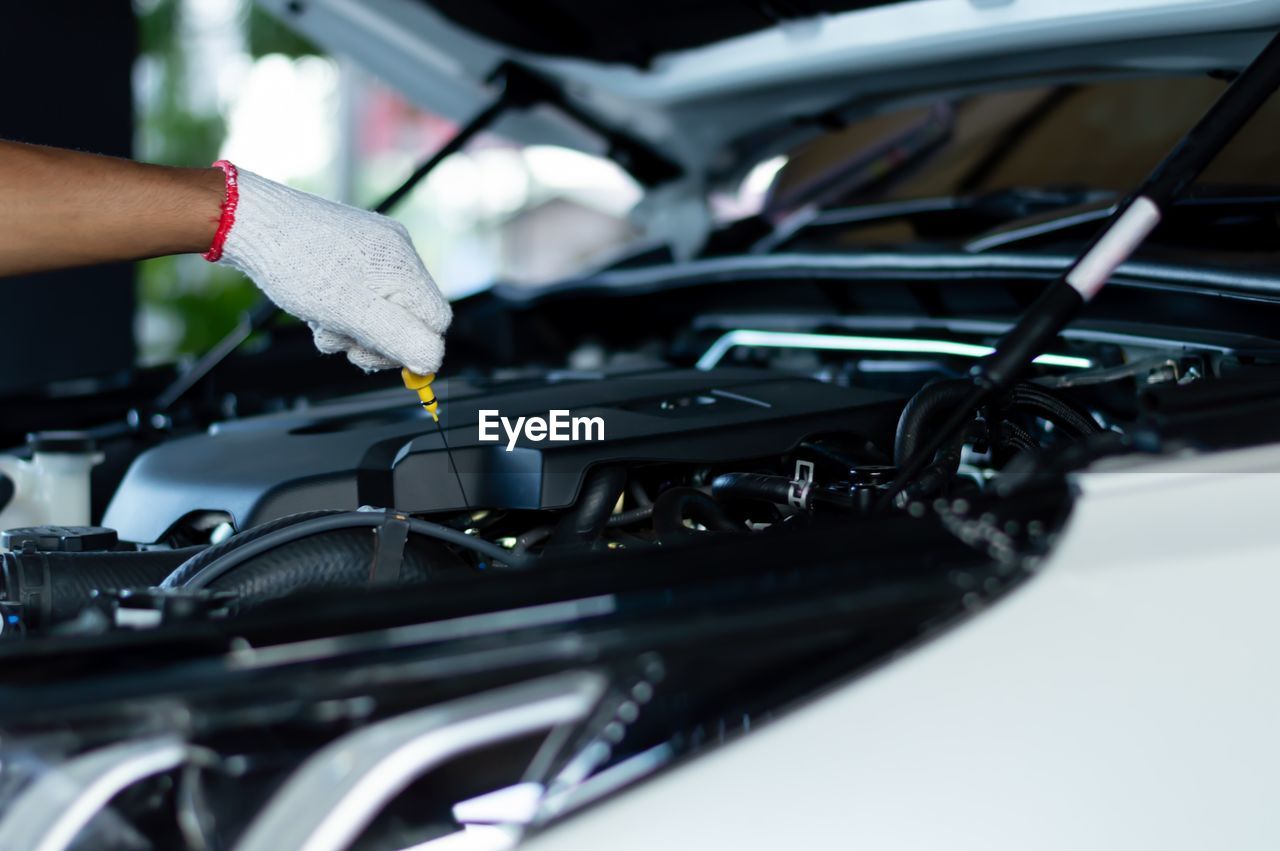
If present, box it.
[205,162,451,374]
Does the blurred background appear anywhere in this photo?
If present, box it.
[0,0,785,393]
[132,0,645,365]
[8,1,1274,382]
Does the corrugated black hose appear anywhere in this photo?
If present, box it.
[1,546,203,628]
[159,510,532,611]
[1005,382,1102,438]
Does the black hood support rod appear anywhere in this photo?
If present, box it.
[880,31,1280,510]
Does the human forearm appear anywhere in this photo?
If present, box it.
[0,141,224,276]
[0,143,450,374]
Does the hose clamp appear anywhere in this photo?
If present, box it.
[368,514,411,584]
[788,460,815,510]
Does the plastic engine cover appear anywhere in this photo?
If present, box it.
[103,367,902,543]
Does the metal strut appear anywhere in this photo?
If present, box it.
[376,60,681,215]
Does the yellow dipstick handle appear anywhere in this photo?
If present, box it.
[401,368,439,421]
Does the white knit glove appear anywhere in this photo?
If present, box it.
[209,165,451,374]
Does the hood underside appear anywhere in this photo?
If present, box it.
[256,0,1280,186]
[418,0,900,66]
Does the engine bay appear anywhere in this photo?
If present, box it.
[11,4,1280,846]
[4,289,1272,642]
[3,271,1280,849]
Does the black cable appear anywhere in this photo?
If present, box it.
[1006,383,1102,438]
[997,420,1040,457]
[172,511,534,590]
[606,505,655,527]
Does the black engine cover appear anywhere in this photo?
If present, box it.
[104,367,902,542]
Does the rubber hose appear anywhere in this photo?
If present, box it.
[204,529,461,614]
[628,481,653,508]
[894,379,975,468]
[161,509,345,589]
[652,488,741,537]
[1,546,204,626]
[1008,383,1102,438]
[514,526,553,554]
[710,472,794,506]
[165,511,535,592]
[0,473,13,514]
[549,467,627,547]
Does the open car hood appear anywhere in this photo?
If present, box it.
[256,0,1280,190]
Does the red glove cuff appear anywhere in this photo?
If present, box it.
[202,160,240,262]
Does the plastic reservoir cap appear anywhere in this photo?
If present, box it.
[26,430,98,453]
[1,525,118,553]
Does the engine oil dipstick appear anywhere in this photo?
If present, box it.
[401,368,439,421]
[401,369,470,512]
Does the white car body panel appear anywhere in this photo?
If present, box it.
[244,1,1280,844]
[528,443,1280,850]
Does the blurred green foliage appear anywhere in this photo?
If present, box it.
[134,0,320,362]
[246,4,321,58]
